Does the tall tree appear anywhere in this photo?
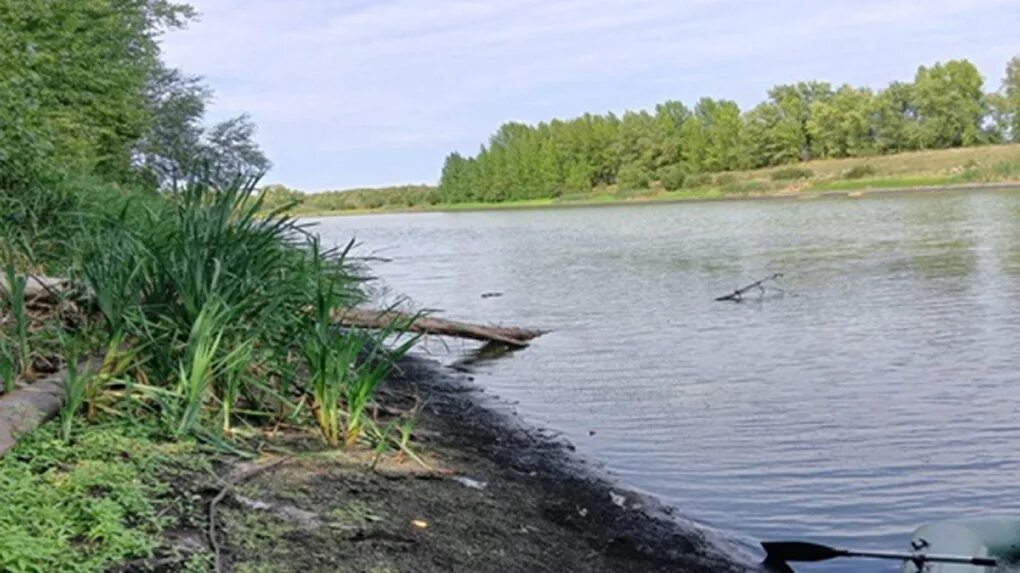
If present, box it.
[0,0,196,189]
[912,59,985,147]
[133,67,210,190]
[202,114,272,188]
[872,81,919,153]
[767,81,833,161]
[1001,56,1020,142]
[808,85,875,158]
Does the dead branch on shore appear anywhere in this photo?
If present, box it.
[715,273,784,302]
[208,458,287,573]
[0,275,68,304]
[336,308,545,348]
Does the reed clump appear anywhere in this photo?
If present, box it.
[0,177,419,451]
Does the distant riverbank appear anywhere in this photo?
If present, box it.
[275,144,1020,217]
[293,179,1020,217]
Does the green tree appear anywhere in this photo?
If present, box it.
[202,114,272,188]
[742,102,803,167]
[872,81,919,153]
[0,0,195,189]
[767,81,833,160]
[807,85,875,158]
[133,67,209,190]
[912,59,985,147]
[1001,56,1020,142]
[680,98,743,172]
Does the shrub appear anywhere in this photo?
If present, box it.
[616,163,652,190]
[723,180,771,195]
[656,164,687,191]
[770,166,814,181]
[843,164,877,179]
[682,173,713,189]
[714,173,738,186]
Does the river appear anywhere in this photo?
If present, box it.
[312,189,1020,572]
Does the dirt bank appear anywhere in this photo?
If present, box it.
[139,356,754,572]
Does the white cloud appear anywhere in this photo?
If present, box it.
[160,0,1020,189]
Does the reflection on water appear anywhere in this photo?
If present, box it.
[313,190,1020,573]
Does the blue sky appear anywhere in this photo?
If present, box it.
[161,0,1020,191]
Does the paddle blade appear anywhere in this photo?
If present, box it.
[762,541,848,562]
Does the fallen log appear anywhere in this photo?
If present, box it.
[0,374,64,456]
[336,308,544,348]
[2,275,546,349]
[715,273,784,302]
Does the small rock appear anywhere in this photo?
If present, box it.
[481,292,503,298]
[451,476,487,490]
[609,491,626,509]
[577,507,588,518]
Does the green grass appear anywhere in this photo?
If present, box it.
[809,174,968,191]
[2,175,420,445]
[0,421,209,573]
[0,176,430,569]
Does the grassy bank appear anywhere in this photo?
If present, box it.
[288,144,1020,216]
[0,178,426,569]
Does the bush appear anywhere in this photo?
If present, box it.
[616,163,652,190]
[723,180,771,195]
[656,165,687,191]
[714,173,738,186]
[842,164,877,179]
[770,166,814,181]
[682,173,713,189]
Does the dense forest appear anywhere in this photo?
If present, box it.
[438,57,1020,203]
[0,0,269,199]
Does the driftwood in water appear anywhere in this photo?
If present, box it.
[337,308,544,348]
[715,273,784,302]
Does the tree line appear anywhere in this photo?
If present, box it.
[0,0,269,195]
[440,57,1020,203]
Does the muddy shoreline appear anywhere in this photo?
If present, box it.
[371,355,755,572]
[149,355,759,572]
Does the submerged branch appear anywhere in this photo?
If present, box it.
[715,273,784,302]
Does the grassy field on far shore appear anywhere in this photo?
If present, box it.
[289,144,1020,216]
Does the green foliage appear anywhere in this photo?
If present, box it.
[656,164,687,191]
[0,422,203,572]
[424,55,1020,208]
[303,248,418,448]
[0,0,196,190]
[0,263,30,379]
[289,185,440,213]
[843,164,877,179]
[713,173,738,186]
[682,173,713,189]
[912,60,986,148]
[616,162,652,190]
[14,176,417,455]
[770,167,814,181]
[58,340,93,441]
[723,179,771,195]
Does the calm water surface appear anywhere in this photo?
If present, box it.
[313,190,1020,572]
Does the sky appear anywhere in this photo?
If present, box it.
[160,0,1020,192]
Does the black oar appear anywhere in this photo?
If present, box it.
[762,541,998,567]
